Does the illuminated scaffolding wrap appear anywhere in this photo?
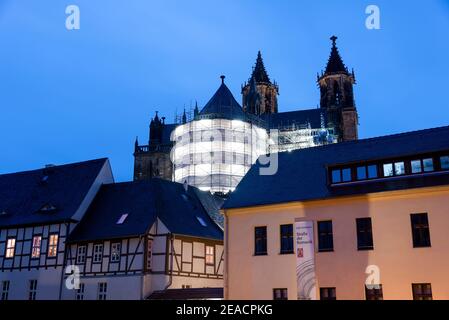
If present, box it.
[171,118,267,194]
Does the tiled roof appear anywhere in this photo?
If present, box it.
[0,159,109,228]
[223,126,449,209]
[68,179,223,242]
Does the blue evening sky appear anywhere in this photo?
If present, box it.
[1,0,449,181]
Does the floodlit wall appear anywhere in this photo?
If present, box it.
[171,119,268,194]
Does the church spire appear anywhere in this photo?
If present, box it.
[324,36,348,75]
[250,51,271,83]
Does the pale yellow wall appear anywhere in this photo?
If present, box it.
[225,186,449,300]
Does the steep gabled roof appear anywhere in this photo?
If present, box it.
[200,77,245,120]
[262,108,326,130]
[250,51,271,83]
[223,125,449,209]
[0,158,109,228]
[324,36,348,74]
[68,179,223,242]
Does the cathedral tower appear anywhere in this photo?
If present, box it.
[318,36,358,141]
[242,51,279,115]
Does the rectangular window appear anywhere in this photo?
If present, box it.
[356,218,374,250]
[318,221,334,252]
[320,287,336,300]
[93,244,104,263]
[205,245,215,265]
[29,280,37,301]
[365,285,383,300]
[97,282,107,300]
[411,160,423,174]
[1,281,10,301]
[441,156,449,170]
[280,224,294,254]
[255,227,267,256]
[412,283,432,300]
[76,283,85,301]
[367,165,378,179]
[48,234,59,257]
[273,288,288,300]
[357,166,367,180]
[76,245,87,264]
[5,238,16,258]
[342,168,351,182]
[383,163,394,177]
[110,243,121,263]
[394,162,405,175]
[423,158,434,172]
[31,236,42,259]
[411,213,431,248]
[147,239,153,271]
[331,169,341,183]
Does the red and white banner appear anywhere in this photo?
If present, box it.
[295,219,317,300]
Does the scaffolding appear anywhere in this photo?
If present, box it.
[171,118,268,194]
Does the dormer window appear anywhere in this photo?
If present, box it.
[39,204,57,213]
[116,213,128,225]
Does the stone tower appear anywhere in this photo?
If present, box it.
[242,51,279,115]
[318,36,358,141]
[133,112,173,181]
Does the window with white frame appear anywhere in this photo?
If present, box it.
[93,244,103,263]
[205,245,215,266]
[76,283,85,300]
[76,245,87,264]
[110,243,121,263]
[1,281,10,301]
[97,282,107,300]
[48,234,59,257]
[29,280,37,300]
[31,236,42,259]
[5,238,16,258]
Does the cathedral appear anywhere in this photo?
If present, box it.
[134,36,359,194]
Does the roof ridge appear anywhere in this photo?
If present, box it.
[0,158,108,177]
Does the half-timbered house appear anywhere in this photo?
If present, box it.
[0,158,114,300]
[63,179,224,300]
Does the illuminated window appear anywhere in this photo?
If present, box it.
[342,168,351,182]
[1,281,10,301]
[357,166,367,180]
[48,234,58,257]
[76,245,86,264]
[412,283,432,300]
[29,280,37,300]
[110,243,121,263]
[97,282,107,300]
[423,158,434,172]
[205,246,215,265]
[411,160,423,174]
[441,156,449,170]
[394,162,405,175]
[383,163,394,177]
[331,169,341,183]
[320,287,336,300]
[273,288,288,300]
[93,244,103,263]
[5,238,16,258]
[365,285,383,300]
[31,236,42,259]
